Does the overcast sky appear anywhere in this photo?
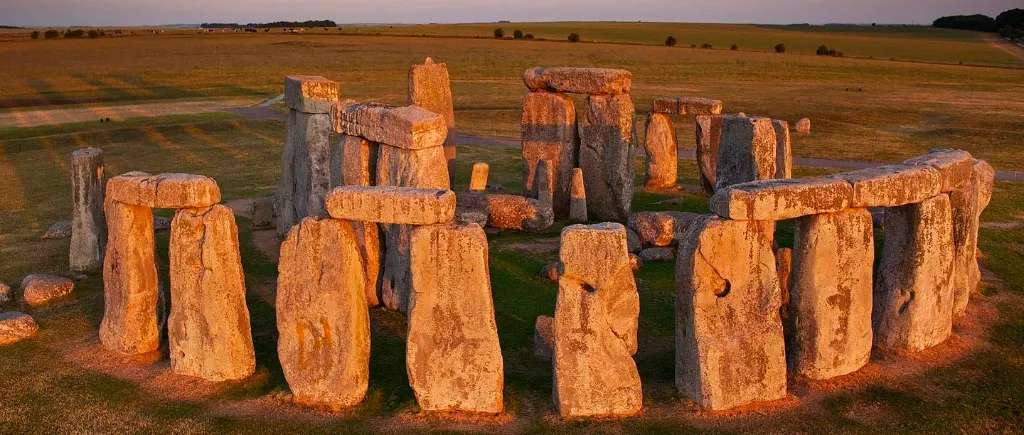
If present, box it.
[1,0,1019,27]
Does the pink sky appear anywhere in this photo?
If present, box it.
[1,0,1019,27]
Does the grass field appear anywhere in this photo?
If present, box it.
[0,23,1022,433]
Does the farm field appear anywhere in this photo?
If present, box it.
[0,23,1022,433]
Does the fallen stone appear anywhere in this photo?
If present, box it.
[107,172,221,209]
[408,223,504,413]
[643,113,678,190]
[830,164,941,208]
[710,177,852,221]
[325,185,455,225]
[277,217,369,410]
[532,159,554,206]
[21,274,74,306]
[676,216,786,410]
[628,211,700,247]
[456,209,488,227]
[874,194,954,353]
[788,208,874,380]
[0,283,11,304]
[458,192,553,232]
[250,196,275,229]
[639,247,674,262]
[101,201,159,355]
[42,220,71,239]
[285,75,341,114]
[772,120,792,179]
[332,101,447,150]
[70,147,105,272]
[554,223,642,418]
[168,205,255,381]
[715,115,777,190]
[535,315,554,361]
[695,115,723,194]
[795,118,811,134]
[569,168,587,223]
[579,94,635,222]
[523,67,631,95]
[469,162,489,192]
[903,149,974,193]
[521,91,577,216]
[338,135,378,187]
[0,312,38,346]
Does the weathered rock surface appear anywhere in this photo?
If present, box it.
[523,67,631,95]
[541,261,563,282]
[715,115,777,190]
[168,205,255,381]
[101,201,159,355]
[628,211,699,247]
[532,159,554,206]
[338,135,378,187]
[470,162,489,191]
[569,168,587,223]
[285,75,340,114]
[353,222,382,307]
[643,113,678,190]
[903,149,974,193]
[788,208,874,379]
[0,312,38,346]
[554,223,641,418]
[277,111,331,235]
[108,172,221,209]
[457,192,553,232]
[578,94,635,222]
[325,185,455,225]
[457,209,488,227]
[711,178,852,221]
[772,120,792,179]
[409,57,457,186]
[332,101,447,150]
[42,220,71,239]
[535,315,554,361]
[675,216,786,410]
[277,218,369,409]
[21,274,74,306]
[695,115,723,194]
[874,194,954,353]
[776,247,793,321]
[250,196,274,229]
[408,223,504,413]
[652,96,723,115]
[639,247,674,262]
[521,91,577,215]
[70,147,105,272]
[795,118,811,134]
[0,283,11,305]
[830,164,941,208]
[950,159,995,317]
[625,227,641,253]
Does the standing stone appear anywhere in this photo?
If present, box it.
[569,168,587,223]
[409,57,457,187]
[788,208,874,380]
[277,110,333,236]
[100,200,159,355]
[250,196,274,229]
[338,135,378,187]
[532,159,554,206]
[643,113,678,191]
[522,91,577,216]
[950,161,992,318]
[277,218,369,410]
[168,205,255,381]
[628,211,699,247]
[772,120,792,179]
[408,223,504,413]
[70,147,105,272]
[695,115,723,194]
[470,162,489,191]
[795,118,811,135]
[535,315,555,361]
[874,194,955,353]
[376,144,450,312]
[554,223,641,418]
[715,116,777,191]
[578,94,635,222]
[675,216,786,410]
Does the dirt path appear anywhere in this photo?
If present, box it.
[0,97,263,128]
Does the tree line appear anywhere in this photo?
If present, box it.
[200,20,336,29]
[933,8,1023,39]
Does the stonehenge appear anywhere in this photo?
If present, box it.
[645,96,724,191]
[70,147,105,272]
[695,113,794,193]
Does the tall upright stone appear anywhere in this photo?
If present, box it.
[675,216,786,410]
[100,200,158,355]
[470,162,489,192]
[553,223,641,418]
[168,205,255,381]
[569,168,587,223]
[277,218,370,410]
[695,115,723,194]
[772,119,792,179]
[532,159,554,206]
[337,135,382,307]
[788,208,874,379]
[407,223,504,413]
[874,194,955,353]
[277,75,340,236]
[409,57,457,187]
[70,147,105,272]
[578,94,634,222]
[950,161,993,318]
[715,115,777,191]
[522,91,577,216]
[643,113,678,191]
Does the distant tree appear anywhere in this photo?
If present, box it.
[63,29,86,38]
[513,29,524,39]
[996,8,1024,29]
[87,29,100,38]
[524,33,534,40]
[494,28,504,38]
[730,43,738,50]
[933,14,996,32]
[774,43,786,53]
[665,35,677,47]
[816,45,830,55]
[568,32,580,42]
[30,30,40,39]
[701,42,712,49]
